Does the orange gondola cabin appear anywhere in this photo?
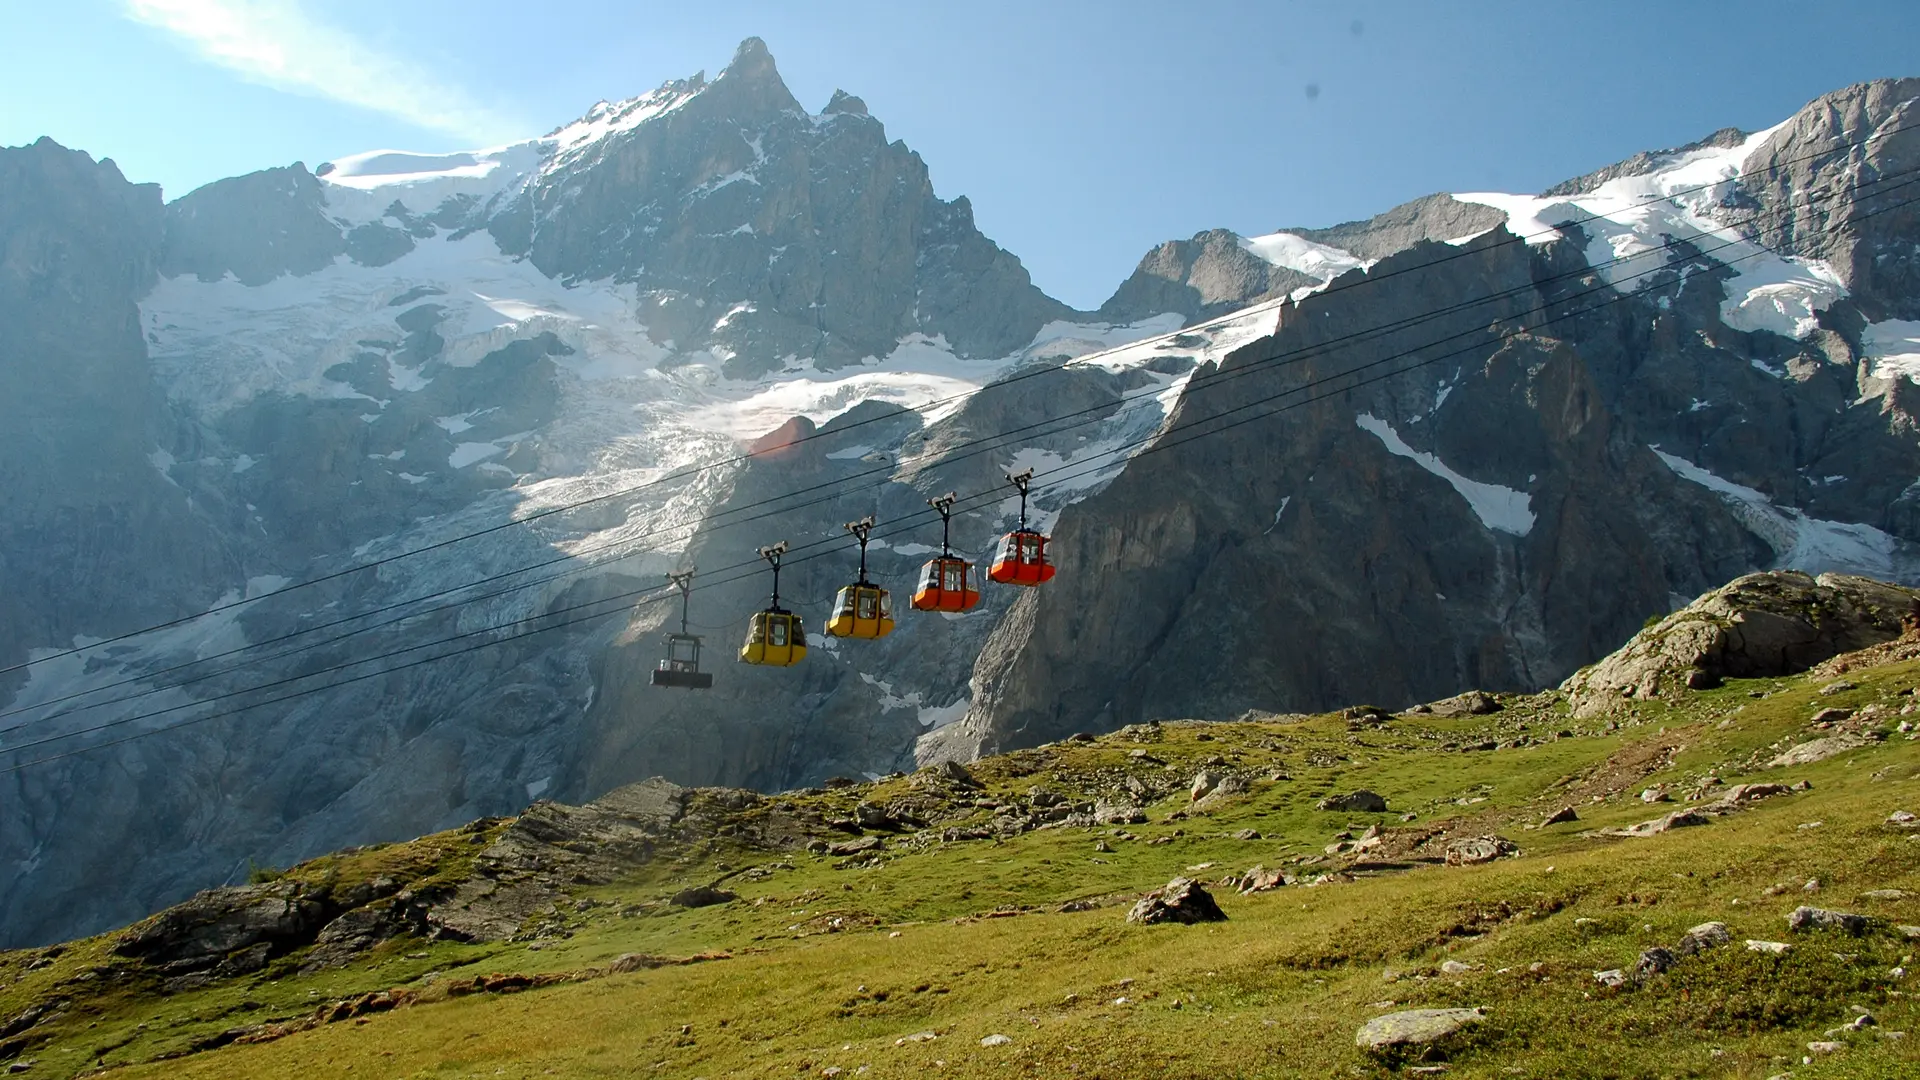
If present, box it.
[911,492,982,612]
[987,469,1056,587]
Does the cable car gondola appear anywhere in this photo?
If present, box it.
[651,568,714,689]
[740,542,807,667]
[988,468,1056,587]
[826,516,895,639]
[912,492,980,612]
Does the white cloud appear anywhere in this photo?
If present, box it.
[124,0,522,143]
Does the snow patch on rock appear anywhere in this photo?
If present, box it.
[1357,413,1534,536]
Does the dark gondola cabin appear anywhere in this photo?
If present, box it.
[825,517,894,638]
[911,492,981,612]
[652,633,714,688]
[652,569,714,688]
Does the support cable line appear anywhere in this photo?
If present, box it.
[8,181,1915,774]
[7,119,1913,678]
[7,162,1916,741]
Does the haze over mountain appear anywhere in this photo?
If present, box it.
[3,39,1918,947]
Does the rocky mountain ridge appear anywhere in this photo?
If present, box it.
[4,46,1920,952]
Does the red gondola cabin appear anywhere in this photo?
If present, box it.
[988,528,1054,586]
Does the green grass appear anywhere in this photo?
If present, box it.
[5,662,1920,1078]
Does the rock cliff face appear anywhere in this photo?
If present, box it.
[0,139,233,674]
[5,57,1920,949]
[935,79,1920,758]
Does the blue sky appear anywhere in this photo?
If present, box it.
[3,1,1918,309]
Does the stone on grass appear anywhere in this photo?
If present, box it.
[1605,810,1710,837]
[827,835,883,857]
[1238,866,1291,894]
[1542,806,1579,826]
[1888,810,1919,827]
[1445,835,1517,866]
[1317,790,1388,813]
[1593,969,1629,988]
[1863,889,1910,901]
[669,885,737,908]
[1746,940,1794,955]
[1189,771,1222,802]
[1632,947,1676,981]
[1806,1040,1845,1054]
[979,1034,1011,1047]
[1677,922,1732,956]
[1769,734,1872,767]
[1354,1007,1486,1053]
[1704,783,1790,812]
[1126,878,1227,925]
[1788,906,1869,935]
[1440,960,1473,975]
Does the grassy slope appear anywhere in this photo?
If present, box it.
[5,663,1920,1079]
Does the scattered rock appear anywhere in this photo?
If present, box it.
[1640,787,1672,804]
[1806,1040,1845,1054]
[1788,906,1870,935]
[668,885,736,908]
[1189,771,1222,802]
[1238,866,1291,894]
[1887,810,1919,827]
[1603,810,1711,837]
[894,1031,938,1045]
[1231,828,1261,841]
[1126,878,1228,925]
[1676,922,1732,956]
[1820,681,1858,696]
[1632,947,1676,981]
[1769,734,1873,767]
[1439,960,1473,975]
[934,760,979,787]
[1593,969,1629,988]
[1428,691,1503,717]
[1444,836,1517,866]
[1811,707,1854,724]
[1542,806,1579,826]
[979,1034,1011,1047]
[1863,889,1910,901]
[1317,790,1388,813]
[1561,572,1920,716]
[1353,1007,1486,1054]
[1746,940,1793,955]
[827,836,883,857]
[1702,783,1791,812]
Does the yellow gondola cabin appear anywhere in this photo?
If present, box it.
[825,516,895,639]
[740,541,808,667]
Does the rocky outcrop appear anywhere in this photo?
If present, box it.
[1732,78,1920,321]
[496,38,1072,367]
[0,139,234,670]
[1563,571,1920,714]
[161,163,345,285]
[1098,228,1315,324]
